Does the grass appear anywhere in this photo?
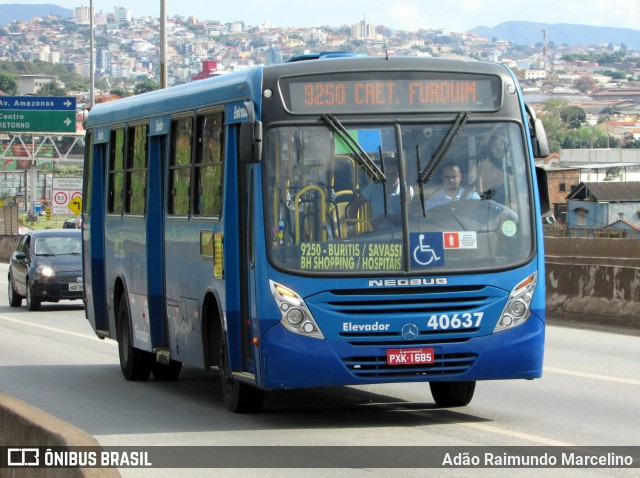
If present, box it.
[20,213,79,231]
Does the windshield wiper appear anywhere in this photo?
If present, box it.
[322,114,386,183]
[416,145,426,217]
[418,112,469,184]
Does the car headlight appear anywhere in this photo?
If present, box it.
[269,280,324,339]
[36,265,56,278]
[494,272,536,333]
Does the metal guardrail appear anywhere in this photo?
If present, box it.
[1,133,85,165]
[543,225,640,239]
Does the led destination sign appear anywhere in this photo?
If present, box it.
[283,73,501,114]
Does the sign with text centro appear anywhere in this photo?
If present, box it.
[0,96,77,133]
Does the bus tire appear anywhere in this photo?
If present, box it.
[152,360,182,381]
[430,381,476,407]
[218,338,265,413]
[8,273,22,307]
[117,296,152,381]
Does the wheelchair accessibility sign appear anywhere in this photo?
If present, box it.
[410,232,444,268]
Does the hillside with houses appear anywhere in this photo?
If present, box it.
[1,6,640,234]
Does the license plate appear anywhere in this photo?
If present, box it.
[387,348,435,366]
[68,283,83,292]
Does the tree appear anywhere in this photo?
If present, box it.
[35,81,66,96]
[574,76,596,94]
[540,99,566,153]
[540,100,609,152]
[604,167,622,181]
[623,138,640,149]
[560,106,586,129]
[0,71,17,94]
[134,80,160,95]
[109,87,130,97]
[562,126,612,149]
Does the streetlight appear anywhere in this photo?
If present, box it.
[89,0,95,108]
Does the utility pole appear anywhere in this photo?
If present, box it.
[541,29,547,74]
[160,0,167,88]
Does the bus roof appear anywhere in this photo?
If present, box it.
[86,57,514,128]
[86,67,264,128]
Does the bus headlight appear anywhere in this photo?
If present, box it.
[494,272,537,333]
[286,307,304,325]
[269,280,324,339]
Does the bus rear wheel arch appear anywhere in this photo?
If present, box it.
[429,381,476,407]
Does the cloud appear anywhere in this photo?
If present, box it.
[387,3,424,31]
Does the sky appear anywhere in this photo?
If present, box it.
[10,0,640,32]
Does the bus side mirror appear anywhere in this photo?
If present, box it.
[535,166,550,214]
[531,118,550,159]
[525,103,550,159]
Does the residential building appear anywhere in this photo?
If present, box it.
[16,75,63,95]
[566,181,640,229]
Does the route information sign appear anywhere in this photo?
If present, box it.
[52,177,82,215]
[0,96,77,133]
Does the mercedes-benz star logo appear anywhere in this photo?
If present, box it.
[402,323,419,340]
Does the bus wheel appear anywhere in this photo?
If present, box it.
[117,297,152,381]
[152,360,182,381]
[218,338,265,413]
[430,381,476,407]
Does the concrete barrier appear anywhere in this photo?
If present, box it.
[0,235,20,263]
[544,237,640,332]
[0,391,120,477]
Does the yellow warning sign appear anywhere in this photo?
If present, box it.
[68,197,82,215]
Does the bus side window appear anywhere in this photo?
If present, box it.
[125,123,148,215]
[108,128,125,214]
[168,117,193,216]
[194,111,224,218]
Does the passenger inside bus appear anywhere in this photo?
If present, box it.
[478,136,508,205]
[345,155,414,230]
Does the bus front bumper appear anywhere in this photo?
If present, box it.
[259,314,545,390]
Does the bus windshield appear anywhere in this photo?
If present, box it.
[265,121,533,274]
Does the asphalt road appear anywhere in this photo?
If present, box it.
[0,263,638,477]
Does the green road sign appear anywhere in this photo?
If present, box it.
[0,96,77,133]
[0,110,76,133]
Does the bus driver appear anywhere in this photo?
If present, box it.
[426,162,479,209]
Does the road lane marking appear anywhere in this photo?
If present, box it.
[544,367,640,386]
[0,314,117,346]
[461,422,573,446]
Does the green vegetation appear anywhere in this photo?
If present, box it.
[0,60,89,91]
[540,99,625,152]
[561,51,626,65]
[0,71,17,94]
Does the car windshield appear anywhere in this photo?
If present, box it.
[264,121,533,275]
[35,236,82,256]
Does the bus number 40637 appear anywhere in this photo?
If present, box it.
[427,313,484,331]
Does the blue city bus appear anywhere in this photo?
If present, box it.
[83,56,550,412]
